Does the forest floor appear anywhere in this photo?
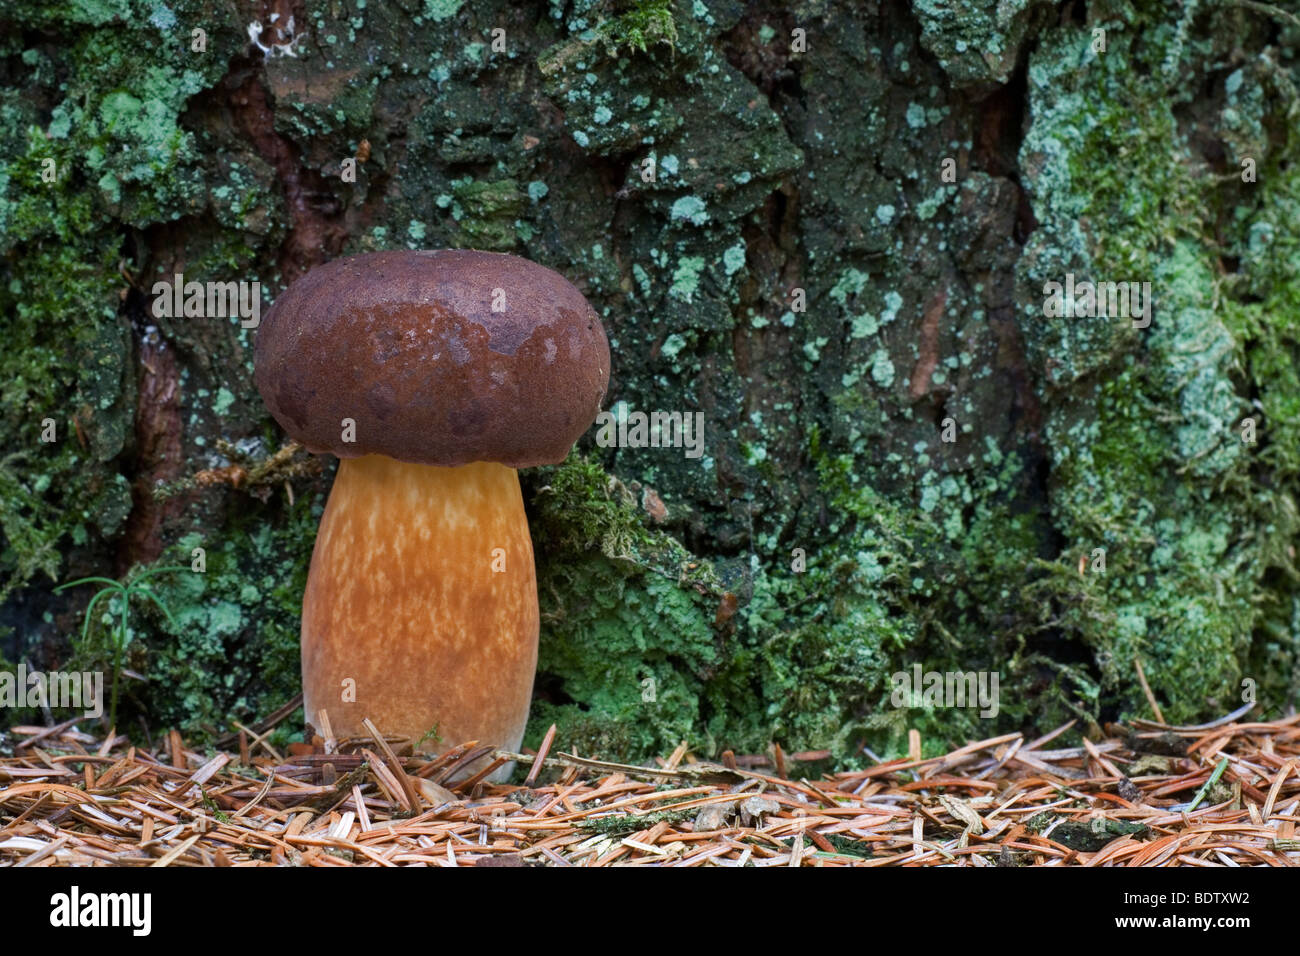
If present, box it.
[1,708,1297,867]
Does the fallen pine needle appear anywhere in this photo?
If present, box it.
[1,712,1297,867]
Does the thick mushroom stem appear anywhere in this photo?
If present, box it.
[300,454,538,777]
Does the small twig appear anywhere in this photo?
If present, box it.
[15,716,82,751]
[232,720,284,763]
[316,709,337,755]
[213,693,303,748]
[1133,657,1164,725]
[230,768,277,820]
[1130,702,1256,733]
[307,761,371,813]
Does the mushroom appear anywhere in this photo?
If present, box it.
[253,250,609,778]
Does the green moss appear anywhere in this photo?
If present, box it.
[120,498,319,738]
[539,0,676,78]
[451,178,526,250]
[1017,7,1300,721]
[524,438,1092,766]
[524,454,723,757]
[0,1,265,608]
[0,141,132,600]
[602,0,677,56]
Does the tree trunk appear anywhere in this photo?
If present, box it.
[1,0,1297,761]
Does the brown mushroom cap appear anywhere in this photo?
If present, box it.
[254,249,611,468]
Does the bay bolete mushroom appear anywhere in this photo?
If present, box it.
[254,250,609,777]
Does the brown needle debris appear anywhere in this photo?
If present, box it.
[1,711,1297,866]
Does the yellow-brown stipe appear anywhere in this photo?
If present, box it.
[301,456,538,779]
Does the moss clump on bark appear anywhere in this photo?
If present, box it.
[1017,5,1300,721]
